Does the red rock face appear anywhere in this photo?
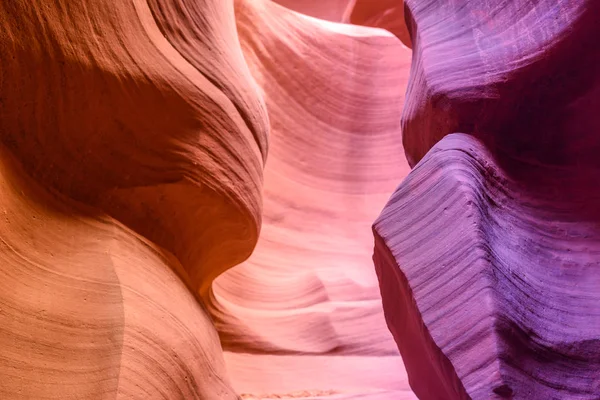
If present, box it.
[350,0,412,48]
[0,0,416,399]
[374,0,600,399]
[271,0,355,22]
[2,0,597,399]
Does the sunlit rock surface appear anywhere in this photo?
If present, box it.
[212,0,414,398]
[0,0,415,399]
[3,0,595,398]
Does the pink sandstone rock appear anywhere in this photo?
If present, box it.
[0,0,416,398]
[272,0,355,22]
[213,1,415,397]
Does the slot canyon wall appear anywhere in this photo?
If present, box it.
[373,0,600,399]
[0,1,598,400]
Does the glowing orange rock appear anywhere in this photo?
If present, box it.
[0,0,266,397]
[0,0,416,398]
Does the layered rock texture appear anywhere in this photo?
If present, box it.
[0,0,267,398]
[2,0,597,399]
[0,0,415,399]
[215,1,413,398]
[373,0,600,399]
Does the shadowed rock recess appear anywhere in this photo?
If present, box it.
[373,0,600,399]
[0,0,598,399]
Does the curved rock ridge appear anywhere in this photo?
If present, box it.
[373,0,600,398]
[401,0,600,167]
[0,0,269,295]
[272,0,355,22]
[0,0,268,398]
[373,133,600,399]
[1,0,419,398]
[271,0,412,47]
[207,0,416,397]
[349,0,411,48]
[0,145,239,398]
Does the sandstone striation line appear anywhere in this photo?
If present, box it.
[374,133,600,399]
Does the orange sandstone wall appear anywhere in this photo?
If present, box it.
[0,0,416,399]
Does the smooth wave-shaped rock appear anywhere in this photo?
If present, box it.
[373,1,600,398]
[374,133,600,399]
[0,0,269,293]
[0,0,267,398]
[0,146,239,398]
[0,0,417,398]
[210,0,416,397]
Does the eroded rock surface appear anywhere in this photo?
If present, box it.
[375,134,600,399]
[0,0,416,399]
[213,1,415,398]
[374,0,600,398]
[401,0,600,168]
[0,0,266,398]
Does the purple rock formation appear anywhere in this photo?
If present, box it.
[373,0,600,398]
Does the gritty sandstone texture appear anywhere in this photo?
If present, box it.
[373,0,600,399]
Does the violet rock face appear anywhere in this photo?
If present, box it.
[373,0,600,399]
